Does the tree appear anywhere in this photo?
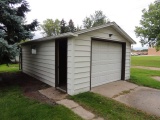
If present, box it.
[135,0,160,49]
[41,19,60,36]
[83,10,108,29]
[0,0,38,64]
[68,19,76,32]
[60,19,76,33]
[0,38,19,65]
[76,25,82,31]
[60,19,67,33]
[83,17,93,29]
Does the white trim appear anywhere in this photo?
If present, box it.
[75,22,136,44]
[21,32,78,45]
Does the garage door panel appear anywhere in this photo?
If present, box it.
[92,60,122,65]
[92,61,121,67]
[91,40,122,87]
[92,64,121,73]
[93,53,121,61]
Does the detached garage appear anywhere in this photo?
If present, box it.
[20,22,136,95]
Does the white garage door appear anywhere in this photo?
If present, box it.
[91,40,122,87]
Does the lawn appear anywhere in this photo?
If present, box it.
[0,86,82,120]
[0,63,82,120]
[130,68,160,89]
[0,64,19,72]
[131,56,160,68]
[130,56,160,89]
[71,92,159,120]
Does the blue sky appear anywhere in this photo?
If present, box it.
[26,0,154,50]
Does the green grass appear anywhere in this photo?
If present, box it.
[0,86,82,120]
[71,92,159,120]
[130,68,160,89]
[0,64,19,72]
[131,56,160,68]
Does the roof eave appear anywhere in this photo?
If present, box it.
[21,32,78,45]
[75,22,136,44]
[112,22,136,44]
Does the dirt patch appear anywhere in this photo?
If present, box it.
[152,76,160,82]
[0,72,56,105]
[132,66,160,71]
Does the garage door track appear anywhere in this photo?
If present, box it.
[92,81,160,117]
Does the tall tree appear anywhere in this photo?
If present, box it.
[0,0,38,64]
[83,10,108,29]
[60,19,67,33]
[0,39,19,65]
[41,19,60,36]
[135,0,160,49]
[68,19,76,32]
[83,17,93,29]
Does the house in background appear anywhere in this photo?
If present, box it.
[20,22,136,95]
[148,47,160,56]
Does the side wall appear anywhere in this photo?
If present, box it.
[22,40,55,87]
[68,27,131,95]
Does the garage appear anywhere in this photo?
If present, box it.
[91,40,122,87]
[21,22,136,95]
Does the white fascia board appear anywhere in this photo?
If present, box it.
[21,32,78,45]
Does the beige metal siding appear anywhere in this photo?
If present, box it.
[71,26,131,95]
[22,41,55,87]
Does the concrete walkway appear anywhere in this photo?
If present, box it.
[57,99,104,120]
[92,81,160,117]
[39,87,103,120]
[132,66,160,71]
[39,87,68,101]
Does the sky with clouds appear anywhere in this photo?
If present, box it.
[26,0,154,50]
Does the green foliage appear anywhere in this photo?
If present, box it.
[41,19,60,36]
[0,38,19,64]
[0,64,19,73]
[130,68,160,89]
[83,10,109,29]
[68,19,76,32]
[60,19,76,33]
[83,17,93,29]
[0,0,38,44]
[60,19,67,33]
[71,92,159,120]
[131,56,160,68]
[76,25,82,31]
[135,1,160,48]
[0,86,82,120]
[0,0,38,64]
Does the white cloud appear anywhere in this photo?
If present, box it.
[26,0,154,49]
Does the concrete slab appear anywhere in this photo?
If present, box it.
[39,87,67,101]
[92,81,160,117]
[115,87,160,117]
[56,99,79,109]
[72,106,95,120]
[91,80,138,98]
